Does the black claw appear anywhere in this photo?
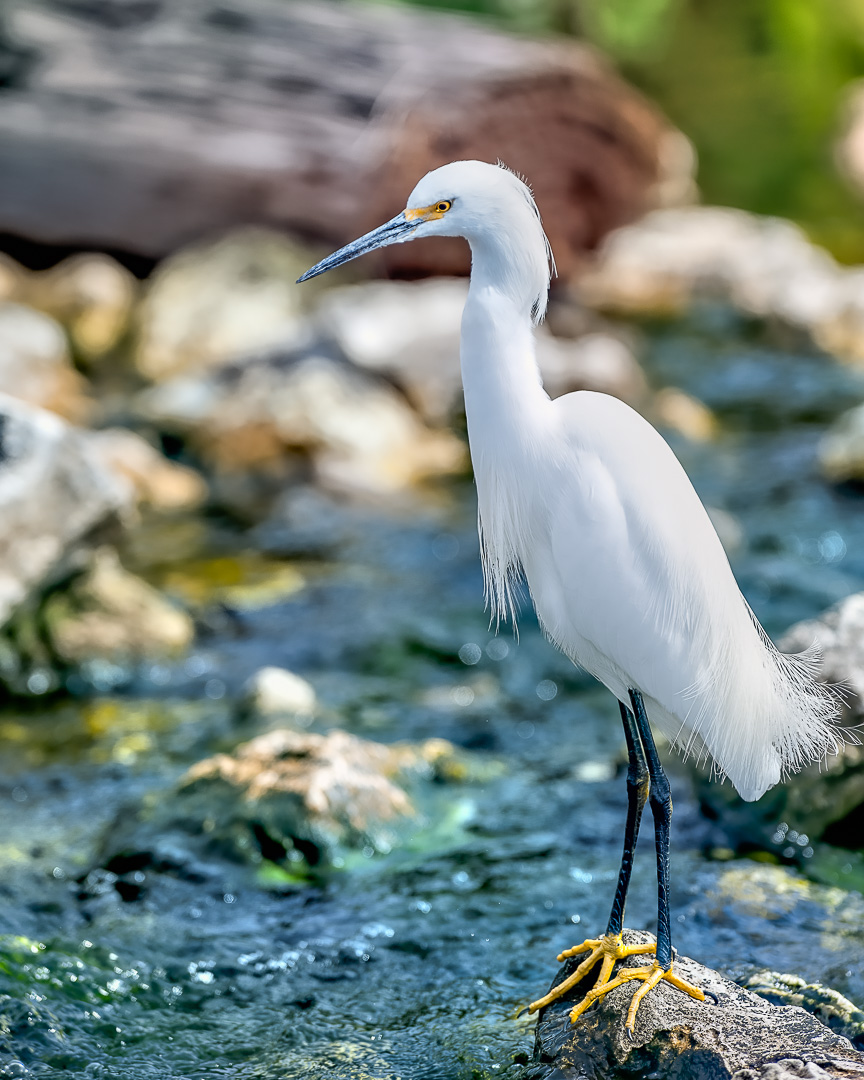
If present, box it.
[703,989,719,1005]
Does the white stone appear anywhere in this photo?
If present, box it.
[136,229,311,381]
[244,666,317,718]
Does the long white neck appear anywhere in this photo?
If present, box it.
[460,235,554,623]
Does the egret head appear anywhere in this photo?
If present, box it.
[297,160,554,321]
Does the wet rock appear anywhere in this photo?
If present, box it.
[242,666,317,722]
[0,395,128,631]
[101,728,462,877]
[25,254,138,363]
[136,351,465,498]
[319,279,647,424]
[742,972,864,1049]
[135,230,313,382]
[819,404,864,484]
[42,547,193,667]
[0,303,92,422]
[530,928,864,1080]
[86,428,208,512]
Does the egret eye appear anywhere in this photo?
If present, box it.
[435,200,452,213]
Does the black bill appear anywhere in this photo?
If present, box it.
[296,213,419,283]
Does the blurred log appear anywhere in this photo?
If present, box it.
[0,0,694,279]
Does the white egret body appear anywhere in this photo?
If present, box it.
[298,159,842,1029]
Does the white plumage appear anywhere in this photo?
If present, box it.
[300,158,842,804]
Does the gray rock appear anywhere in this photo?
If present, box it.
[136,350,465,498]
[577,206,864,365]
[0,394,128,629]
[530,929,864,1080]
[0,302,92,422]
[819,405,864,485]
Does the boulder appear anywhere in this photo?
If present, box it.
[86,428,208,512]
[135,230,313,382]
[576,206,864,364]
[0,0,689,279]
[530,928,864,1080]
[0,303,92,422]
[135,350,466,497]
[0,394,128,630]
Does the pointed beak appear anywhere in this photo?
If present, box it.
[296,212,419,283]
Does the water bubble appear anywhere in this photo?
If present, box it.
[802,847,814,858]
[411,900,432,914]
[796,833,809,846]
[451,685,475,707]
[11,787,27,803]
[458,643,482,666]
[516,721,535,739]
[147,664,171,686]
[223,893,235,904]
[536,679,558,701]
[569,867,593,883]
[205,679,226,700]
[570,914,581,924]
[486,639,509,661]
[362,846,375,859]
[818,531,846,564]
[782,846,795,858]
[184,655,210,678]
[26,670,51,695]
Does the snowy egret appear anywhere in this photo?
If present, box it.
[298,160,842,1032]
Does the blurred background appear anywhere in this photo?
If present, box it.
[3,1,864,1077]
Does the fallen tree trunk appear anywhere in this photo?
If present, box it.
[0,0,692,279]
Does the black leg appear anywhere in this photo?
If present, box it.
[628,688,673,972]
[605,701,649,938]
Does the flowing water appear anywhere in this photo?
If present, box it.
[2,307,864,1078]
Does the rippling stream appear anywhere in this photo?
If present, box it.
[3,307,864,1078]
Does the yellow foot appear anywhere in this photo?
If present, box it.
[569,958,705,1033]
[527,933,655,1016]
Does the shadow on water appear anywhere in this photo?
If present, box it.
[3,309,864,1076]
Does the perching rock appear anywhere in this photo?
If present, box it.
[742,972,864,1049]
[319,279,646,424]
[136,351,465,498]
[42,546,194,667]
[0,394,128,630]
[242,666,318,722]
[135,230,312,382]
[530,928,864,1080]
[0,303,92,422]
[86,428,208,512]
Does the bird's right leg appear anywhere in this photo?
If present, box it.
[528,701,655,1016]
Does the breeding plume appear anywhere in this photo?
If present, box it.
[298,160,842,1031]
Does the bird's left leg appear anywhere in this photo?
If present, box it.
[568,690,705,1032]
[527,701,655,1017]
